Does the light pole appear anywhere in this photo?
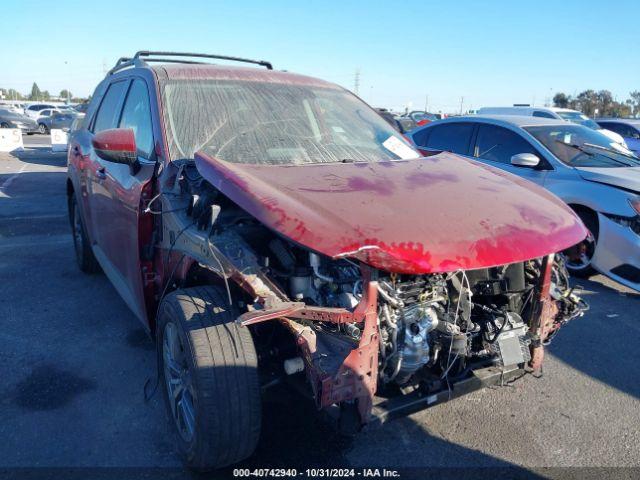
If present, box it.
[64,61,70,104]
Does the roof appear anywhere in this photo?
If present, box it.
[438,114,567,127]
[479,106,578,114]
[152,64,340,89]
[595,117,640,126]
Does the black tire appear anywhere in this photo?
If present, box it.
[69,193,100,273]
[565,208,598,278]
[157,286,261,470]
[38,123,48,134]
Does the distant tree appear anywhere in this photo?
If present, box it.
[60,89,72,101]
[29,82,42,101]
[574,90,598,116]
[41,90,51,101]
[6,88,24,100]
[596,90,614,116]
[627,91,640,116]
[553,92,570,108]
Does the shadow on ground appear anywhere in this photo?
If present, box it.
[547,276,640,400]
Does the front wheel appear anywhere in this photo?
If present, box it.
[564,210,598,277]
[38,123,48,134]
[157,286,261,470]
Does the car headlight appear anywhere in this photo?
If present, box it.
[629,198,640,216]
[604,201,640,235]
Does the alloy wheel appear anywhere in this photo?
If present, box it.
[163,322,197,443]
[564,231,596,271]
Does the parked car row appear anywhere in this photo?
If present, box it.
[67,51,589,470]
[0,102,84,134]
[0,108,38,134]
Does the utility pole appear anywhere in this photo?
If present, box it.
[65,61,70,104]
[424,94,429,112]
[354,68,360,96]
[459,96,464,115]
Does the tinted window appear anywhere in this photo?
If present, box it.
[475,124,538,164]
[119,79,154,158]
[40,110,50,116]
[425,123,474,155]
[93,81,128,133]
[533,111,555,118]
[601,122,640,139]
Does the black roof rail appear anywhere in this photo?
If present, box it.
[134,51,273,70]
[107,57,137,75]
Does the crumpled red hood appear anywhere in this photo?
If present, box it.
[195,152,586,274]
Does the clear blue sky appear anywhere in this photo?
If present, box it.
[1,0,638,112]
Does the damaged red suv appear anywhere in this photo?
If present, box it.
[67,51,588,469]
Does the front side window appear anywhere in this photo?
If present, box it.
[425,123,474,155]
[119,79,154,158]
[475,124,539,164]
[161,80,419,164]
[525,124,640,167]
[92,81,128,133]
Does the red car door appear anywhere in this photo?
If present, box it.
[87,77,157,323]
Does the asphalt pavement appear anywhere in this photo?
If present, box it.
[0,137,639,478]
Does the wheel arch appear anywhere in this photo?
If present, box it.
[567,203,599,240]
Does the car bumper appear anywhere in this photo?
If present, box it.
[15,124,38,134]
[592,213,640,291]
[367,365,525,426]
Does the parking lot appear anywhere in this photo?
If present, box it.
[1,137,639,476]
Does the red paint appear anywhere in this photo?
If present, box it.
[195,152,587,274]
[92,128,136,153]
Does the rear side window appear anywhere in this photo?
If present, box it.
[601,122,640,139]
[119,79,154,159]
[425,123,474,155]
[533,111,555,118]
[92,81,128,133]
[475,124,538,164]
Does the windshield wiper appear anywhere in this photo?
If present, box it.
[554,140,632,167]
[554,140,594,156]
[582,142,640,163]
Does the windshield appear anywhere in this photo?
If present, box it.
[556,111,600,130]
[525,124,640,167]
[161,80,419,165]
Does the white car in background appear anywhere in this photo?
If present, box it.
[23,103,57,119]
[477,106,626,146]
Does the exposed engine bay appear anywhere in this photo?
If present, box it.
[154,160,589,427]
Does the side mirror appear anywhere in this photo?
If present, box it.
[511,152,540,168]
[92,128,137,165]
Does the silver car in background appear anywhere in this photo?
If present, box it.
[408,115,640,291]
[0,108,38,134]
